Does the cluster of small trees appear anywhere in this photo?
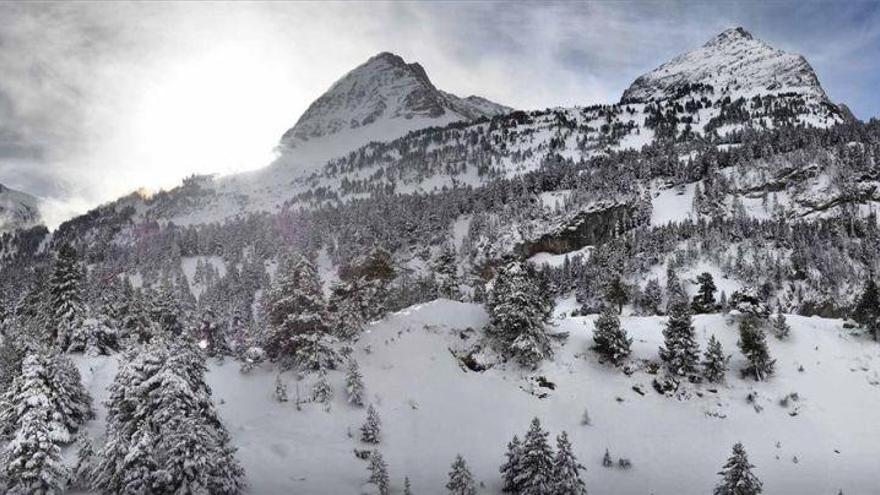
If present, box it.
[500,418,587,495]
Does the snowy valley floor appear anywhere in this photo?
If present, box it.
[74,300,880,494]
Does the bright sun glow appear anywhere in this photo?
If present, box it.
[126,43,299,189]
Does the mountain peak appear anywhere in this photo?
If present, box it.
[276,51,511,162]
[705,26,754,47]
[0,183,42,233]
[622,27,827,103]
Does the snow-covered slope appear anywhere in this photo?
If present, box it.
[0,183,42,232]
[74,299,880,494]
[623,27,828,103]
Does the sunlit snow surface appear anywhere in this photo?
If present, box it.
[74,299,880,494]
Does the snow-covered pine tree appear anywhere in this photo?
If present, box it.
[517,418,555,495]
[592,304,632,366]
[499,434,523,493]
[312,367,333,408]
[49,243,86,350]
[92,341,244,494]
[853,278,880,336]
[659,298,700,377]
[602,449,613,468]
[605,277,629,314]
[328,281,366,341]
[552,431,587,495]
[265,254,339,370]
[771,304,790,340]
[640,278,663,315]
[702,335,729,383]
[345,359,366,406]
[738,319,775,381]
[714,442,763,495]
[361,404,382,443]
[446,454,477,495]
[1,392,68,494]
[71,435,95,489]
[404,476,413,495]
[486,260,553,368]
[367,450,390,495]
[692,272,717,313]
[275,374,289,402]
[0,351,93,445]
[665,266,686,312]
[434,242,462,301]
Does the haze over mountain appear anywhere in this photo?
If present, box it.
[0,183,41,233]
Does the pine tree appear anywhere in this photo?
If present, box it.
[702,335,729,383]
[367,450,390,495]
[265,254,339,370]
[738,320,775,381]
[665,266,686,312]
[345,359,366,406]
[93,341,244,494]
[602,449,613,468]
[518,418,555,495]
[641,278,663,315]
[446,454,477,495]
[605,277,629,314]
[592,305,632,366]
[853,278,880,335]
[552,431,587,495]
[692,272,718,313]
[771,305,790,340]
[404,476,413,495]
[312,368,333,408]
[714,442,763,495]
[499,434,523,493]
[486,260,553,368]
[0,351,93,445]
[274,374,288,402]
[71,436,95,489]
[659,299,700,377]
[434,243,462,301]
[1,395,68,495]
[361,404,381,444]
[50,243,86,350]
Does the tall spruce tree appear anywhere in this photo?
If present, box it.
[714,443,762,495]
[771,304,790,340]
[518,418,555,495]
[499,434,523,493]
[434,243,462,301]
[552,431,587,495]
[265,254,339,370]
[738,320,775,381]
[702,335,729,383]
[605,277,629,314]
[92,340,244,494]
[50,243,86,350]
[640,278,663,316]
[0,351,93,445]
[446,455,477,495]
[486,260,553,368]
[659,299,700,377]
[367,450,390,495]
[592,305,632,366]
[853,278,880,336]
[361,404,381,444]
[692,272,718,313]
[1,391,68,495]
[345,359,366,407]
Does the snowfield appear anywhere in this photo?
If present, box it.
[74,299,880,494]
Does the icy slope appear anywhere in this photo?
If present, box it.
[623,27,828,103]
[75,300,880,494]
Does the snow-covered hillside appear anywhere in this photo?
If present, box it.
[73,299,880,494]
[0,183,42,232]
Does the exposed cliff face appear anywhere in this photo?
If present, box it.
[516,203,635,258]
[622,27,828,103]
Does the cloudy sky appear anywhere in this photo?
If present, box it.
[1,1,878,227]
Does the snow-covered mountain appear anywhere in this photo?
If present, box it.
[0,183,41,232]
[623,27,828,103]
[274,52,511,169]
